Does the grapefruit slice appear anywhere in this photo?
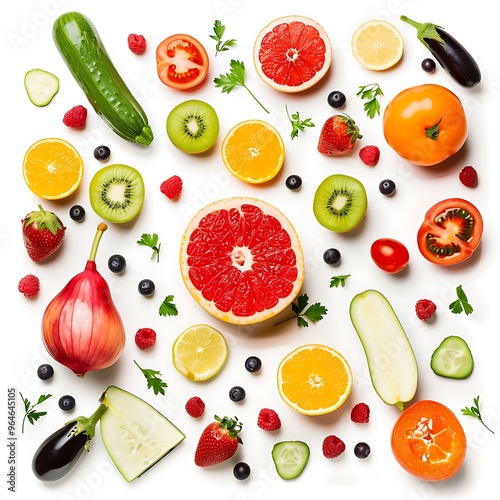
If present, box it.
[179,197,305,325]
[253,15,332,93]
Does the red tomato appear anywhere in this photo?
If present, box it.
[156,34,209,90]
[370,238,409,274]
[391,400,467,482]
[417,198,483,266]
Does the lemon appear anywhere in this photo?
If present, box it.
[352,20,404,71]
[172,324,228,381]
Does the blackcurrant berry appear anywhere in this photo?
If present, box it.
[138,279,155,296]
[58,395,76,411]
[245,356,262,373]
[233,462,251,480]
[354,442,371,459]
[229,386,246,402]
[93,145,111,161]
[69,205,85,222]
[108,254,126,274]
[285,175,302,191]
[37,364,54,380]
[421,58,436,73]
[323,248,341,266]
[379,179,396,196]
[327,91,346,109]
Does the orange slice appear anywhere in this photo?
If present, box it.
[221,120,284,184]
[277,344,352,416]
[22,138,84,199]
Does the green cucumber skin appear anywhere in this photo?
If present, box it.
[430,336,473,379]
[53,12,153,146]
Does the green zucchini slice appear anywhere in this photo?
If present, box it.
[24,69,59,106]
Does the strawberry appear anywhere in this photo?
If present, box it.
[22,205,66,262]
[194,415,243,467]
[318,114,362,156]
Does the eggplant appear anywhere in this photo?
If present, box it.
[400,16,481,88]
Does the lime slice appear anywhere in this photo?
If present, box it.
[172,324,228,381]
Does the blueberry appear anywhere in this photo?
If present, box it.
[421,58,436,73]
[379,179,396,196]
[37,364,54,381]
[233,462,251,480]
[327,91,346,109]
[58,395,76,411]
[354,442,371,459]
[93,145,111,162]
[69,205,85,222]
[108,254,126,274]
[245,356,262,373]
[285,174,302,191]
[323,248,341,266]
[229,386,246,402]
[138,279,155,296]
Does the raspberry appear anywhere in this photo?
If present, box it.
[257,408,281,431]
[160,175,183,200]
[185,396,205,418]
[128,34,147,55]
[63,105,87,129]
[322,435,346,459]
[350,402,370,423]
[459,166,478,188]
[415,299,437,321]
[18,274,40,297]
[134,328,156,350]
[359,145,380,166]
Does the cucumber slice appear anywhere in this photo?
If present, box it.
[24,69,59,106]
[99,386,185,482]
[430,336,474,379]
[350,289,418,411]
[272,441,310,480]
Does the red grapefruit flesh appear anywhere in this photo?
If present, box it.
[253,15,332,93]
[179,197,305,325]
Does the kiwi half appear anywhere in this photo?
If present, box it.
[166,99,219,154]
[313,174,367,232]
[89,164,145,223]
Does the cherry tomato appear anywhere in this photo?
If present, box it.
[156,34,209,90]
[417,198,483,266]
[370,238,409,274]
[391,400,466,482]
[383,84,467,167]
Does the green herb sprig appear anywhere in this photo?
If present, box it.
[285,105,315,140]
[20,392,52,433]
[461,396,494,433]
[274,294,328,327]
[134,360,168,396]
[449,285,473,315]
[329,274,351,288]
[210,20,237,56]
[159,295,178,317]
[357,83,384,119]
[137,233,161,262]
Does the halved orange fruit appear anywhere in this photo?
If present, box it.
[179,197,304,325]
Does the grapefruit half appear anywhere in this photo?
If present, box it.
[253,15,332,93]
[179,197,305,325]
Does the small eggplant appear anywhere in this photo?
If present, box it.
[400,16,481,88]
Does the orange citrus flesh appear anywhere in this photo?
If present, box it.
[277,344,352,416]
[22,138,84,199]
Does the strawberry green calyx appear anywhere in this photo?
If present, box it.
[400,16,446,52]
[340,114,363,143]
[25,205,64,234]
[214,415,243,442]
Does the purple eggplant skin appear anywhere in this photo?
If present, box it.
[32,421,87,482]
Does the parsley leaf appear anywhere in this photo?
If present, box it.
[134,360,168,396]
[214,60,269,113]
[449,285,473,315]
[330,274,351,288]
[137,233,161,262]
[274,293,328,327]
[209,20,237,56]
[285,105,315,140]
[356,83,384,119]
[461,395,494,433]
[20,392,51,433]
[159,295,178,317]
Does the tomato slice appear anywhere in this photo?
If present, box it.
[391,400,467,482]
[156,34,209,90]
[417,198,483,266]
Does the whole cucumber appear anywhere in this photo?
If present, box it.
[53,12,154,145]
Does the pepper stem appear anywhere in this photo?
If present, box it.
[88,223,108,262]
[67,402,108,450]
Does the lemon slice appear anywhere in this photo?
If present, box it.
[172,324,228,381]
[352,20,404,71]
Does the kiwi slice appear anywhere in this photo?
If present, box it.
[89,164,145,223]
[166,99,219,154]
[313,174,368,232]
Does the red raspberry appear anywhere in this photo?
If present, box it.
[257,408,281,431]
[18,274,40,297]
[134,328,157,350]
[322,435,346,458]
[185,396,205,418]
[359,145,380,166]
[350,402,370,423]
[415,299,437,321]
[128,34,147,55]
[63,105,87,129]
[459,166,478,187]
[160,175,183,200]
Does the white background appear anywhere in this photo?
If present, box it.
[2,0,499,499]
